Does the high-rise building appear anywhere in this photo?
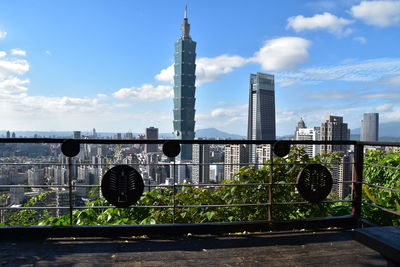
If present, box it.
[247,72,276,163]
[320,116,349,153]
[73,131,81,139]
[256,144,271,166]
[173,6,197,161]
[224,144,248,180]
[338,153,353,199]
[6,131,10,138]
[192,141,210,184]
[361,113,379,142]
[125,132,134,139]
[294,118,321,158]
[145,127,159,153]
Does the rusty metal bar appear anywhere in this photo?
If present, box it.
[268,146,273,221]
[362,201,400,216]
[361,182,400,193]
[351,143,364,219]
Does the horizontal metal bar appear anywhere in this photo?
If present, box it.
[0,206,67,210]
[358,141,400,147]
[0,180,352,189]
[361,182,400,193]
[271,200,352,206]
[364,163,400,171]
[361,201,400,216]
[74,205,173,209]
[0,138,361,145]
[0,199,352,211]
[0,185,68,188]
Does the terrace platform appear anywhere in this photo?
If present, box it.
[0,230,386,266]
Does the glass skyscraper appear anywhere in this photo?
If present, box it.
[173,7,197,160]
[247,72,276,163]
[361,113,379,142]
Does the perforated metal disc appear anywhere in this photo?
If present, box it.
[101,165,144,208]
[273,141,291,157]
[296,164,333,203]
[61,139,80,157]
[162,140,181,158]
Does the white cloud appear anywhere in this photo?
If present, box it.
[210,105,248,118]
[112,84,173,101]
[376,103,394,112]
[11,49,27,56]
[362,90,400,99]
[156,37,311,86]
[279,58,400,83]
[156,55,248,86]
[45,50,52,56]
[286,12,353,36]
[350,1,400,27]
[155,65,173,83]
[0,30,6,39]
[380,75,400,85]
[0,51,6,58]
[251,37,311,71]
[0,77,29,95]
[0,59,30,75]
[353,36,367,44]
[196,55,248,85]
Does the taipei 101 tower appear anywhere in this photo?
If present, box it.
[173,6,197,160]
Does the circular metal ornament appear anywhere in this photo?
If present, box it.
[101,165,144,208]
[61,139,80,157]
[296,164,333,203]
[162,140,181,158]
[273,141,291,157]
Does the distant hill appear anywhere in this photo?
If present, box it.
[195,128,245,139]
[352,121,400,139]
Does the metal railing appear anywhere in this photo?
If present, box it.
[0,138,399,234]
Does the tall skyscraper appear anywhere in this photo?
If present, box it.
[361,113,379,142]
[224,144,248,180]
[192,141,210,184]
[320,116,349,153]
[247,72,276,163]
[145,127,159,153]
[173,6,197,161]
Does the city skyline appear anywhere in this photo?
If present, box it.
[0,1,400,136]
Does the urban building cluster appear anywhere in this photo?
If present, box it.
[0,9,390,217]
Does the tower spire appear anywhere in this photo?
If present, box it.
[184,5,187,19]
[181,5,190,39]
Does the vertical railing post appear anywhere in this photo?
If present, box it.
[268,145,274,221]
[352,143,364,221]
[173,158,176,224]
[67,157,73,225]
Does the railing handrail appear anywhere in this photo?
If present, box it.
[0,138,399,229]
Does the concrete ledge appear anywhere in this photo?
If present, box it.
[355,226,400,264]
[0,216,357,239]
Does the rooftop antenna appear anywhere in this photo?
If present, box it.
[184,5,188,19]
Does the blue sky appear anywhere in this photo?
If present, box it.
[0,0,400,136]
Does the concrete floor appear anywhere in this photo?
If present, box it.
[0,230,386,266]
